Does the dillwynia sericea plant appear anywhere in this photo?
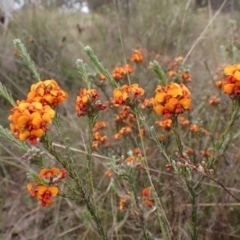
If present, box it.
[0,39,240,240]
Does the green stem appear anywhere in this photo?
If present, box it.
[42,132,108,239]
[87,115,95,194]
[189,186,198,240]
[134,107,172,240]
[194,99,240,191]
[172,115,183,155]
[208,99,240,168]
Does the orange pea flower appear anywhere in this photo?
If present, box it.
[142,188,154,208]
[190,124,199,133]
[153,83,191,118]
[179,116,190,126]
[27,184,59,207]
[36,186,59,207]
[221,64,240,98]
[201,150,211,158]
[155,119,172,129]
[105,170,113,177]
[8,100,55,144]
[112,64,133,81]
[209,96,219,105]
[130,49,143,63]
[113,84,144,105]
[98,73,107,81]
[119,194,131,211]
[27,79,68,106]
[76,88,107,117]
[39,168,60,178]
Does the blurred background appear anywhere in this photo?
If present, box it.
[1,0,240,239]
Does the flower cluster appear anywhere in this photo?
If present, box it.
[9,101,55,144]
[152,83,191,118]
[142,188,154,208]
[155,119,172,130]
[130,49,143,63]
[112,64,133,81]
[114,126,132,140]
[27,168,67,207]
[166,56,192,83]
[92,122,108,149]
[98,73,107,82]
[221,64,240,98]
[140,98,153,109]
[113,83,144,106]
[27,79,68,106]
[178,116,190,126]
[126,148,143,167]
[119,194,131,211]
[8,80,67,144]
[115,106,136,127]
[76,88,107,117]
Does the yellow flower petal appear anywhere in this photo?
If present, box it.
[31,129,44,138]
[19,130,30,141]
[49,186,59,196]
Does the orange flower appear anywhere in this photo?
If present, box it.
[114,127,132,140]
[153,83,191,118]
[98,73,107,81]
[209,96,219,105]
[76,88,107,117]
[112,64,133,81]
[155,119,172,129]
[179,116,190,126]
[142,188,154,208]
[201,150,211,158]
[27,184,59,207]
[105,170,113,177]
[36,186,59,207]
[190,124,199,133]
[221,64,240,98]
[185,147,194,154]
[181,72,192,82]
[27,183,38,197]
[133,148,143,155]
[27,79,68,106]
[8,100,55,144]
[130,49,143,63]
[113,88,128,105]
[141,98,153,109]
[215,81,224,88]
[39,168,60,178]
[93,121,107,131]
[119,194,131,211]
[113,84,144,105]
[92,131,108,149]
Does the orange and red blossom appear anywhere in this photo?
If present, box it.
[27,79,68,106]
[155,119,172,129]
[39,168,67,182]
[27,184,59,207]
[8,100,55,144]
[152,82,191,118]
[209,96,219,105]
[113,84,144,105]
[221,64,240,98]
[112,64,133,81]
[142,188,154,208]
[76,88,107,117]
[130,49,143,63]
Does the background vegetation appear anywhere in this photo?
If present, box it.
[1,0,240,239]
